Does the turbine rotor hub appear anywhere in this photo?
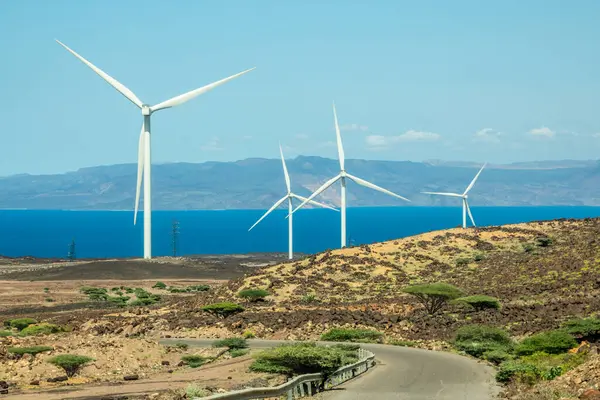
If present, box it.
[340,170,347,177]
[463,194,468,199]
[141,105,152,116]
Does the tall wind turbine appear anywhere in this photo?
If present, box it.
[248,144,338,260]
[56,40,255,259]
[290,104,411,248]
[422,163,487,228]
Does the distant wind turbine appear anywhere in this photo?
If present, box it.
[422,163,487,228]
[289,104,411,248]
[249,144,338,260]
[56,40,255,259]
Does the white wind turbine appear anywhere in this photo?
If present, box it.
[248,144,338,260]
[289,104,411,248]
[422,163,487,228]
[56,40,255,259]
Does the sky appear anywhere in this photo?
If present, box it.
[0,0,599,176]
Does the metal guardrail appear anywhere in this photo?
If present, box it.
[196,347,376,399]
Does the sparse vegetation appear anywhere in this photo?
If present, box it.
[238,288,270,302]
[80,287,109,301]
[230,349,250,358]
[402,283,464,314]
[8,346,53,356]
[185,383,209,398]
[152,281,167,289]
[181,355,207,368]
[515,331,577,356]
[455,258,471,267]
[243,330,255,339]
[321,328,383,343]
[212,337,248,350]
[202,302,245,317]
[0,330,12,337]
[560,316,600,341]
[48,354,94,377]
[453,324,514,357]
[19,323,63,337]
[6,318,37,331]
[536,236,553,247]
[454,295,501,311]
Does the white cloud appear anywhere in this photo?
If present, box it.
[365,130,440,150]
[295,133,309,140]
[200,137,222,151]
[340,123,369,132]
[592,133,600,138]
[318,141,336,148]
[529,126,555,138]
[474,128,502,143]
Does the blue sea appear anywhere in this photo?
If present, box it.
[1,207,599,259]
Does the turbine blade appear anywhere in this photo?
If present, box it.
[289,174,341,217]
[347,174,411,202]
[292,194,339,212]
[248,195,288,231]
[466,201,476,226]
[279,143,291,192]
[463,163,487,195]
[150,67,256,112]
[55,40,143,108]
[421,191,463,198]
[133,124,146,225]
[333,103,345,171]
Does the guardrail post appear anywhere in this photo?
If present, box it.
[287,388,293,400]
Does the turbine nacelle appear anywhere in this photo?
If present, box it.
[141,105,152,116]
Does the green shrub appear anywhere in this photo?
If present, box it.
[187,285,210,292]
[454,295,501,311]
[48,354,94,377]
[43,287,50,292]
[45,298,55,302]
[482,350,513,365]
[181,355,207,368]
[388,339,416,347]
[0,330,12,337]
[301,293,319,303]
[523,243,536,253]
[171,342,189,350]
[185,383,210,398]
[110,287,120,292]
[473,253,486,262]
[243,330,255,339]
[250,342,357,377]
[496,352,586,384]
[19,323,63,337]
[402,283,464,314]
[238,289,270,302]
[7,318,37,331]
[230,349,250,358]
[455,258,471,267]
[453,325,513,358]
[152,281,167,289]
[107,296,130,307]
[496,360,541,384]
[321,328,383,343]
[202,302,245,317]
[80,287,109,301]
[561,317,600,341]
[536,237,553,247]
[8,346,53,356]
[516,331,577,356]
[212,337,248,350]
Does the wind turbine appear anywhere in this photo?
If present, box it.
[422,163,487,228]
[56,40,255,259]
[289,104,411,248]
[248,144,338,260]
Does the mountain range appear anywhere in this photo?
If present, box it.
[0,157,599,210]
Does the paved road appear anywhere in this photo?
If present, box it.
[160,338,500,400]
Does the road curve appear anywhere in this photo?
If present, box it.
[160,338,500,400]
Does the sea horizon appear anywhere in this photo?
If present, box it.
[1,206,600,259]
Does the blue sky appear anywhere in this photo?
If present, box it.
[0,0,599,175]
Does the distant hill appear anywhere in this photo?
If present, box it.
[0,156,599,209]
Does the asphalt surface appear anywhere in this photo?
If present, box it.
[160,338,500,400]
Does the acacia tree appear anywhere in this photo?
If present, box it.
[402,283,463,314]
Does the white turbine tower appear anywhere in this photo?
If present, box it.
[422,163,487,228]
[248,144,338,260]
[56,40,255,259]
[289,103,411,248]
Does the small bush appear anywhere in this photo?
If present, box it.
[181,355,207,368]
[496,352,586,384]
[243,330,255,339]
[7,318,37,331]
[80,287,109,301]
[402,283,464,314]
[48,354,94,377]
[561,317,600,341]
[187,285,210,292]
[473,253,486,262]
[202,302,245,317]
[8,346,53,356]
[301,293,319,303]
[523,243,535,253]
[107,296,130,307]
[172,342,189,350]
[0,330,12,337]
[496,360,541,384]
[43,287,50,292]
[238,289,270,302]
[482,350,513,365]
[230,349,250,358]
[388,339,416,347]
[516,331,577,356]
[321,328,383,343]
[455,295,501,311]
[152,281,167,289]
[185,383,210,398]
[212,337,248,350]
[536,237,553,247]
[45,298,55,302]
[453,325,513,358]
[455,258,471,267]
[19,323,63,337]
[250,342,357,377]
